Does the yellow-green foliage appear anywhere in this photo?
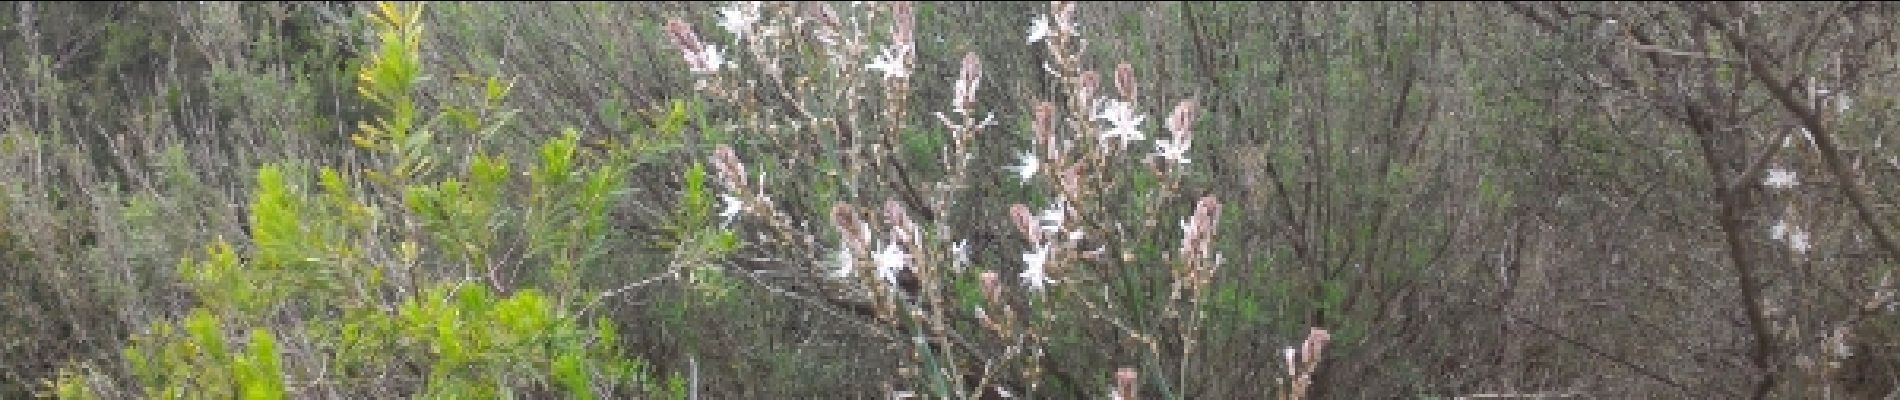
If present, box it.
[345,284,652,399]
[53,2,677,398]
[119,310,284,400]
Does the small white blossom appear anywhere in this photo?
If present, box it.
[1765,168,1798,189]
[1095,100,1146,146]
[1154,137,1191,164]
[952,239,971,271]
[1283,347,1298,374]
[832,246,855,278]
[873,241,909,288]
[1037,200,1067,233]
[719,194,746,226]
[866,45,910,79]
[1771,220,1790,240]
[691,45,727,75]
[1020,244,1051,292]
[717,2,763,40]
[1027,14,1051,44]
[1005,150,1039,183]
[1789,230,1812,255]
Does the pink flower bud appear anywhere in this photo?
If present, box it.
[1079,71,1100,106]
[1115,63,1137,101]
[1011,203,1042,245]
[892,2,915,49]
[1300,328,1331,365]
[954,52,983,112]
[1115,367,1138,399]
[665,18,705,57]
[886,199,918,248]
[1191,196,1222,259]
[980,271,1002,304]
[833,202,865,252]
[1035,102,1058,155]
[712,145,747,190]
[1168,99,1198,140]
[1052,1,1078,37]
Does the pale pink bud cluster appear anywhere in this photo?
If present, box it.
[1051,1,1079,38]
[953,53,983,114]
[1114,367,1138,400]
[1115,63,1137,102]
[1180,196,1221,261]
[866,2,916,80]
[979,271,1002,305]
[891,2,915,48]
[1078,71,1101,110]
[885,199,920,249]
[808,3,841,38]
[1286,328,1331,400]
[833,202,870,256]
[711,145,756,226]
[1034,102,1060,157]
[666,18,724,74]
[712,145,749,192]
[1011,203,1043,246]
[1154,100,1198,165]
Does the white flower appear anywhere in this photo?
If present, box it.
[1154,137,1191,164]
[719,194,746,225]
[873,241,908,287]
[1765,168,1798,189]
[1789,230,1812,255]
[717,2,763,40]
[691,45,727,75]
[1284,347,1297,374]
[1020,244,1051,292]
[1027,14,1051,44]
[866,45,910,79]
[832,246,855,278]
[1037,199,1067,233]
[952,239,971,271]
[1771,220,1790,240]
[1095,100,1146,146]
[1005,150,1039,183]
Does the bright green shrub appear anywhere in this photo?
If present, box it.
[53,2,679,398]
